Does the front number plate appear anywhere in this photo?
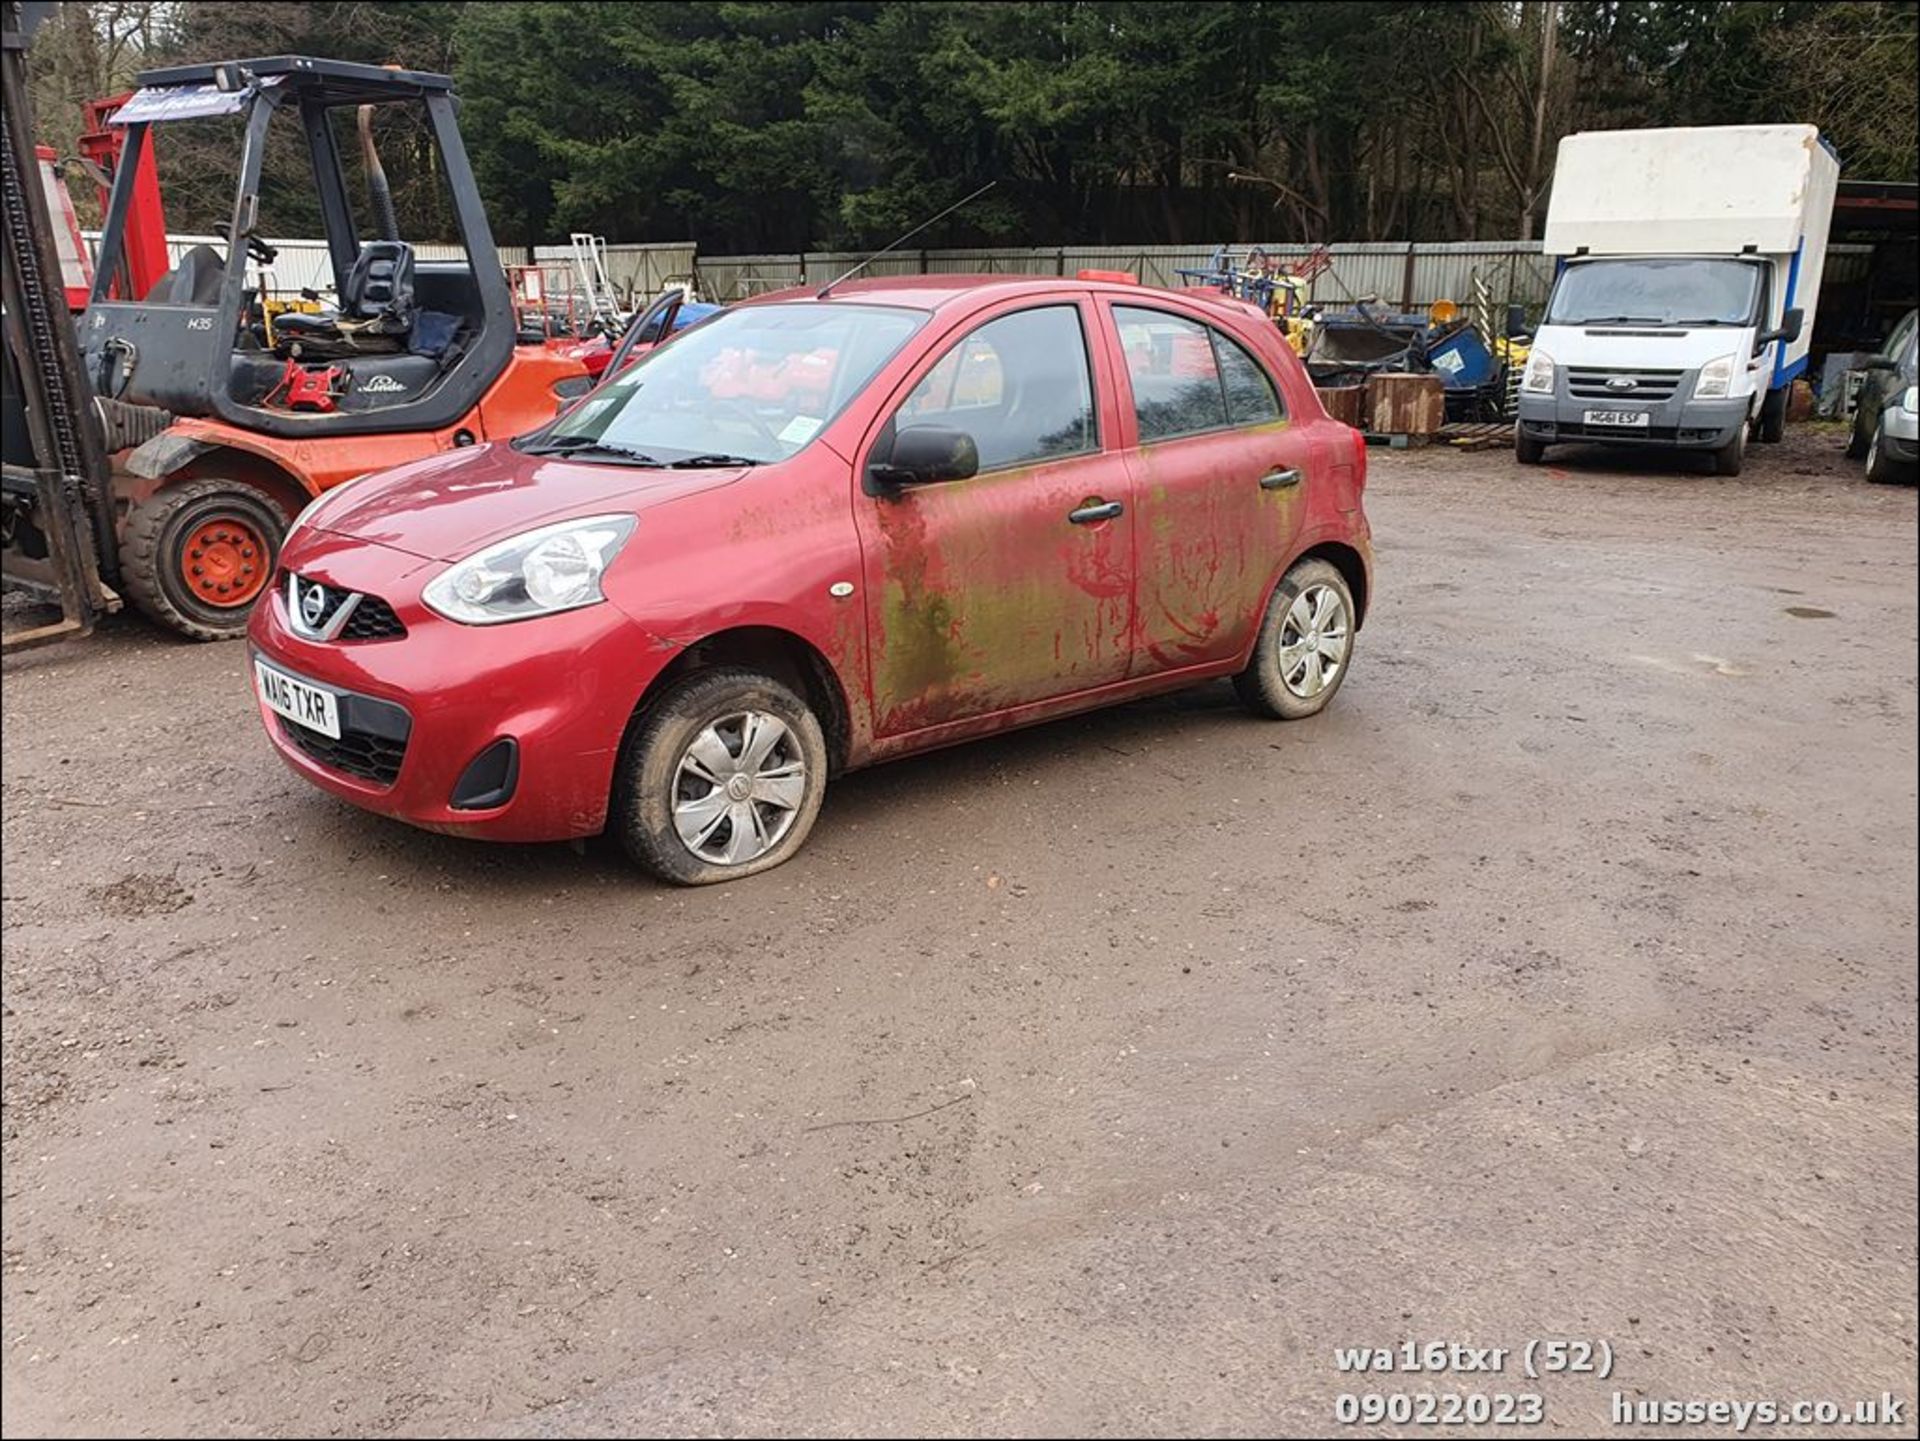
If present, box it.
[1583,409,1651,428]
[255,660,341,740]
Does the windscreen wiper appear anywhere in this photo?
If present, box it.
[1574,315,1666,325]
[517,435,664,464]
[663,453,764,468]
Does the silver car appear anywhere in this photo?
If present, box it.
[1850,309,1918,484]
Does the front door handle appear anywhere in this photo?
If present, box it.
[1259,467,1302,490]
[1068,500,1124,525]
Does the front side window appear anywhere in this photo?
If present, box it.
[1115,306,1284,441]
[540,302,926,464]
[892,306,1096,472]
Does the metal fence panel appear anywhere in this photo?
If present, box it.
[85,234,1876,321]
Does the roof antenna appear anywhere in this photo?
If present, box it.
[816,181,996,299]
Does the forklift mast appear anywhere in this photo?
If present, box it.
[2,0,117,650]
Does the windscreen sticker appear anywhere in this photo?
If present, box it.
[778,415,823,445]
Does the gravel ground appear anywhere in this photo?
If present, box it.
[3,427,1915,1438]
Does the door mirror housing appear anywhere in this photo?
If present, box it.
[1758,307,1804,349]
[869,424,979,489]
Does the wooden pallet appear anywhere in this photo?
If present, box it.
[1436,421,1515,451]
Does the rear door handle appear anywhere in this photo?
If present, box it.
[1259,468,1302,490]
[1068,500,1124,525]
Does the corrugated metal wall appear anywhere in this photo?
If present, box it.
[81,233,1872,319]
[686,241,1565,308]
[529,242,699,304]
[82,231,521,296]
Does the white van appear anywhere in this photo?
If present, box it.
[1517,125,1839,476]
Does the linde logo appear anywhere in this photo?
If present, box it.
[360,374,408,393]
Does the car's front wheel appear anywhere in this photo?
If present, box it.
[1864,416,1910,485]
[1233,558,1357,720]
[612,667,829,885]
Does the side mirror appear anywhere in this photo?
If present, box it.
[1759,307,1804,348]
[869,424,979,489]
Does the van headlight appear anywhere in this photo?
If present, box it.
[1901,385,1918,417]
[1694,353,1737,399]
[1520,349,1555,394]
[422,514,637,625]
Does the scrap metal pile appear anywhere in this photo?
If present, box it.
[1179,246,1533,433]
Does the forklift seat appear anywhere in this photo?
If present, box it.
[277,240,417,346]
[158,244,226,308]
[342,240,416,326]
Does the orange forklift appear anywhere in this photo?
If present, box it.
[63,54,593,639]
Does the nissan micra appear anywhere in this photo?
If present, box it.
[250,275,1373,884]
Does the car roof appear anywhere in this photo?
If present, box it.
[746,273,1267,322]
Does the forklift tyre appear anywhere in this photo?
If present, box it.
[122,479,287,642]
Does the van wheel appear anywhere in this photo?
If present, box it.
[1515,432,1547,465]
[121,478,286,641]
[1757,386,1787,443]
[1710,427,1746,477]
[612,667,829,885]
[1234,559,1355,721]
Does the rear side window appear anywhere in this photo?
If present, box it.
[894,305,1095,471]
[1115,306,1285,441]
[1215,332,1282,424]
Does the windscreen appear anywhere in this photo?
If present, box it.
[1545,258,1764,327]
[540,303,927,464]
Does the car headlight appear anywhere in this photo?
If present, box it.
[422,514,636,625]
[1520,349,1555,393]
[1694,353,1737,399]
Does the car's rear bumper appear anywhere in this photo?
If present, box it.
[247,533,675,842]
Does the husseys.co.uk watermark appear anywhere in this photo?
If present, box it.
[1329,1337,1909,1431]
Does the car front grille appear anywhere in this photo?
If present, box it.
[279,715,409,787]
[339,595,406,640]
[1566,366,1686,401]
[286,572,407,642]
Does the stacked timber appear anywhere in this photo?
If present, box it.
[1315,385,1365,427]
[1363,373,1445,436]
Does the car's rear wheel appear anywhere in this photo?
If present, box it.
[121,478,287,641]
[1233,558,1356,720]
[612,667,829,885]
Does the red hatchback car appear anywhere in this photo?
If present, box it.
[249,275,1373,884]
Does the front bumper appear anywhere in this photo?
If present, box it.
[1517,384,1750,450]
[248,530,677,842]
[1883,404,1919,463]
